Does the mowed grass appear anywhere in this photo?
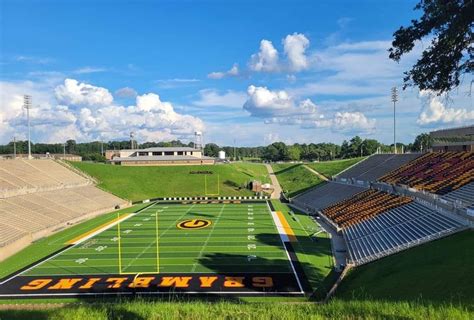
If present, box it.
[272,164,323,198]
[71,162,269,202]
[1,298,471,320]
[306,157,365,178]
[0,204,150,280]
[23,202,292,276]
[337,230,474,306]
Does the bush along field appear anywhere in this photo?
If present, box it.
[70,162,270,202]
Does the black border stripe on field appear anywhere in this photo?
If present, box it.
[0,202,157,285]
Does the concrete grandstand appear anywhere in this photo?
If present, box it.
[0,159,129,261]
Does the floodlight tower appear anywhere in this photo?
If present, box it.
[130,132,136,150]
[194,131,203,151]
[391,87,398,154]
[23,95,33,159]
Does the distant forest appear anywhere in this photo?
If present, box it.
[0,133,432,162]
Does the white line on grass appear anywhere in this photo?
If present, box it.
[121,204,196,273]
[191,203,226,272]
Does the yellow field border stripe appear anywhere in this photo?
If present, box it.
[66,213,132,245]
[276,211,297,242]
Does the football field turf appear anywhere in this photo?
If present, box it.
[0,201,305,297]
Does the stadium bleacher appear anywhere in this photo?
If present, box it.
[336,153,421,182]
[441,181,474,207]
[292,182,367,211]
[0,159,91,198]
[343,202,465,265]
[321,190,412,228]
[379,152,474,194]
[0,159,129,260]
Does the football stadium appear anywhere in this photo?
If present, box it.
[0,0,473,319]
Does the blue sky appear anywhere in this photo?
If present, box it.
[1,0,473,146]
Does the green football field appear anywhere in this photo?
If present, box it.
[20,202,294,277]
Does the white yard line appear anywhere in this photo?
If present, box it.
[191,203,226,272]
[122,204,196,272]
[0,203,156,285]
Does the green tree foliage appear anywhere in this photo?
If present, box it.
[204,143,220,157]
[389,0,473,93]
[413,133,434,152]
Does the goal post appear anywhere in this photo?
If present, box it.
[117,209,160,275]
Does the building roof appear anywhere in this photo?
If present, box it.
[110,155,214,162]
[141,147,200,152]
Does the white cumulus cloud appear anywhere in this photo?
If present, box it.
[249,40,279,72]
[283,33,310,72]
[208,63,240,79]
[55,79,113,108]
[417,90,474,125]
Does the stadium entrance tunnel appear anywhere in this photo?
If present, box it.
[0,273,303,298]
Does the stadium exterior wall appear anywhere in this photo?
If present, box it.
[114,159,216,166]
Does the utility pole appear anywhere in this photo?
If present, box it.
[391,87,398,154]
[13,136,16,159]
[63,143,66,158]
[233,138,236,161]
[23,95,32,159]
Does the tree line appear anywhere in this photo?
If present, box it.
[0,134,433,162]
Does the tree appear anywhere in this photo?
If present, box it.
[413,133,433,152]
[287,145,301,161]
[66,139,76,154]
[204,143,220,157]
[389,0,473,93]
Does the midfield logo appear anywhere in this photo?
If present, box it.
[177,219,212,229]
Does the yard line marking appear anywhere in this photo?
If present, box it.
[191,203,226,272]
[0,203,156,284]
[121,204,196,273]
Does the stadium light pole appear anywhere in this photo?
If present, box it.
[391,87,398,154]
[23,95,33,159]
[13,136,16,159]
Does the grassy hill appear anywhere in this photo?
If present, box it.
[272,164,323,198]
[305,157,365,178]
[337,230,474,306]
[71,162,269,201]
[1,298,470,319]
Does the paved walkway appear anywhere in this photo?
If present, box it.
[265,163,282,199]
[303,164,329,181]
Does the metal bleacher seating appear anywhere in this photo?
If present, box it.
[343,202,465,265]
[292,182,367,211]
[379,152,474,194]
[336,153,421,182]
[441,181,474,208]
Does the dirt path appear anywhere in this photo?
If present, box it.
[303,165,329,181]
[265,164,282,199]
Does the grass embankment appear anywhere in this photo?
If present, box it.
[0,204,149,280]
[71,162,269,202]
[1,299,471,319]
[337,230,474,306]
[272,164,323,198]
[306,157,365,179]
